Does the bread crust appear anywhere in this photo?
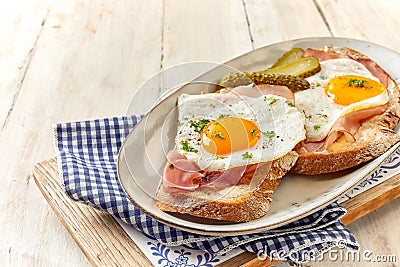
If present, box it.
[291,47,400,175]
[156,151,298,222]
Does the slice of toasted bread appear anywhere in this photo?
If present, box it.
[155,151,298,223]
[291,47,400,175]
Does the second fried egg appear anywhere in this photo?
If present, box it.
[295,58,389,142]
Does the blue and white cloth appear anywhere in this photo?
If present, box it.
[54,115,359,263]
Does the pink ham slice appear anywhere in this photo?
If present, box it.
[299,105,387,154]
[232,84,295,105]
[162,157,267,192]
[355,58,389,88]
[162,151,249,192]
[304,48,343,61]
[162,150,203,192]
[304,48,389,87]
[200,162,270,188]
[200,165,247,189]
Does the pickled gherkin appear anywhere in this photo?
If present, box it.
[249,73,310,92]
[264,56,321,78]
[270,48,305,68]
[217,72,254,88]
[218,48,321,91]
[218,72,310,92]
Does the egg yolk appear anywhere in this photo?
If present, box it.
[324,75,386,105]
[201,117,260,156]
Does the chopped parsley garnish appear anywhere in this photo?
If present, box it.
[212,132,225,139]
[242,152,253,160]
[169,164,174,170]
[262,130,276,138]
[285,100,295,107]
[314,124,321,131]
[250,129,258,137]
[190,119,210,133]
[215,156,228,160]
[264,96,278,105]
[181,140,198,153]
[346,78,372,88]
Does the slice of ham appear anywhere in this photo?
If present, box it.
[304,47,389,87]
[166,150,202,173]
[200,165,247,189]
[300,140,325,154]
[299,105,387,154]
[232,84,295,104]
[354,58,389,88]
[162,152,250,192]
[162,151,203,192]
[304,48,344,61]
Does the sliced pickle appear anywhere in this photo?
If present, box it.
[263,56,321,78]
[270,48,305,68]
[218,51,320,89]
[249,73,310,92]
[218,72,309,92]
[217,72,253,88]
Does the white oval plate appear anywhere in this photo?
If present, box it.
[118,37,400,236]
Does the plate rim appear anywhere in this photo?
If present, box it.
[117,36,400,236]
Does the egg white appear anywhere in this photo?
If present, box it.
[176,91,306,171]
[295,58,389,142]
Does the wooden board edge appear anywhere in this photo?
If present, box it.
[33,158,400,267]
[32,158,152,267]
[217,174,400,266]
[340,173,400,225]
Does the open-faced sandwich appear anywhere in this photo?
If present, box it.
[291,47,400,174]
[155,86,306,222]
[155,45,400,222]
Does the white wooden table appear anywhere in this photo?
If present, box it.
[1,1,400,266]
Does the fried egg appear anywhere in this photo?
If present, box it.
[176,91,305,171]
[295,58,389,142]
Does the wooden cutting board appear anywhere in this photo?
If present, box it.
[33,158,400,267]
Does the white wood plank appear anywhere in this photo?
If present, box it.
[0,1,163,266]
[159,0,252,95]
[163,0,252,66]
[316,0,400,51]
[244,0,331,49]
[0,0,51,132]
[347,199,400,266]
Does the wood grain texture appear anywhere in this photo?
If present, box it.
[33,158,152,267]
[341,175,400,225]
[158,0,253,96]
[244,0,331,49]
[162,0,252,67]
[316,0,400,48]
[0,0,51,129]
[33,158,400,267]
[3,0,400,266]
[0,1,163,266]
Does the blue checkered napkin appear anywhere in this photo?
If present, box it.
[54,115,359,263]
